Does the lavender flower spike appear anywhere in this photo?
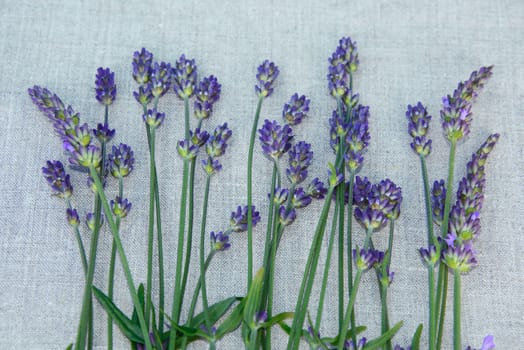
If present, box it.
[255,60,279,98]
[258,119,293,160]
[282,93,310,126]
[150,62,172,98]
[173,54,197,99]
[95,67,117,105]
[286,141,313,185]
[108,143,135,178]
[132,48,153,85]
[28,86,65,120]
[442,241,477,274]
[66,208,80,227]
[194,75,221,119]
[406,102,432,157]
[42,160,73,199]
[440,66,493,142]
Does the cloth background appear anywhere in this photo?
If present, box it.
[1,0,522,348]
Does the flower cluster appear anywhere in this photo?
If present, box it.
[406,102,432,157]
[352,176,402,230]
[258,119,294,160]
[194,75,221,119]
[173,54,197,99]
[353,248,382,271]
[282,93,310,126]
[328,36,359,99]
[441,133,499,274]
[255,60,279,98]
[42,160,73,199]
[440,66,493,142]
[201,123,232,174]
[95,67,117,105]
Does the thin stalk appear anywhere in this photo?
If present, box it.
[315,201,339,329]
[247,96,264,289]
[287,187,334,350]
[75,105,109,350]
[65,200,88,275]
[199,175,213,329]
[346,170,357,348]
[436,140,457,349]
[380,283,390,350]
[88,165,152,350]
[420,155,438,350]
[337,269,363,349]
[336,179,345,332]
[453,270,461,350]
[145,127,156,327]
[168,157,190,350]
[428,266,436,350]
[261,165,277,274]
[107,176,123,350]
[181,118,203,313]
[142,105,165,331]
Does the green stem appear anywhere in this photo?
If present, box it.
[315,200,339,329]
[346,170,356,348]
[107,176,123,350]
[287,187,334,350]
[262,165,277,274]
[199,175,213,329]
[88,166,152,350]
[337,179,345,333]
[247,96,264,289]
[428,266,436,350]
[65,200,88,275]
[168,158,190,350]
[380,283,390,350]
[419,155,438,350]
[337,269,363,349]
[436,140,456,349]
[453,270,461,350]
[143,114,165,332]
[145,127,156,327]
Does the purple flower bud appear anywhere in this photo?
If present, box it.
[194,75,221,119]
[132,48,153,85]
[258,119,294,160]
[442,242,477,274]
[66,208,80,227]
[108,143,134,178]
[327,64,348,99]
[278,205,296,226]
[353,248,376,271]
[206,123,232,158]
[419,245,439,266]
[255,60,279,98]
[150,62,172,98]
[67,144,102,168]
[431,179,446,226]
[376,179,403,219]
[282,93,310,126]
[306,178,328,199]
[210,231,230,251]
[292,188,312,209]
[202,157,222,175]
[133,85,153,106]
[230,205,261,232]
[60,123,93,150]
[354,206,387,231]
[93,123,115,143]
[190,128,210,147]
[269,187,289,205]
[42,160,73,199]
[353,176,372,207]
[86,212,104,232]
[177,140,198,160]
[255,311,268,324]
[286,141,313,184]
[143,109,165,129]
[173,54,197,99]
[111,196,132,218]
[95,67,117,105]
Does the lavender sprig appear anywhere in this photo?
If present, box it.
[95,68,117,105]
[194,75,222,119]
[132,48,153,85]
[282,93,310,126]
[255,60,279,98]
[173,54,197,99]
[258,119,294,160]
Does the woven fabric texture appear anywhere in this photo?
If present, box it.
[1,0,522,348]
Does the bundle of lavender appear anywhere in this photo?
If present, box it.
[30,37,497,350]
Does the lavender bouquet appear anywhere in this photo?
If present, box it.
[30,36,498,350]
